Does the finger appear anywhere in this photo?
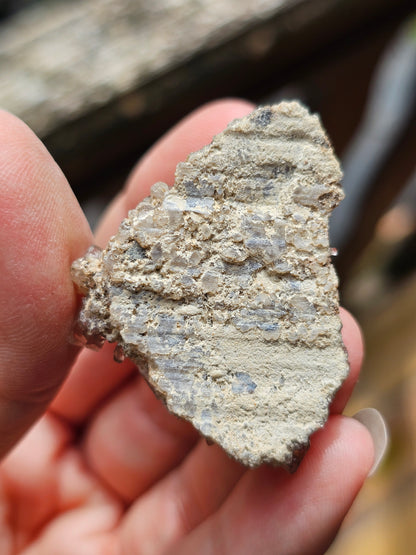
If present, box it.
[2,413,122,554]
[83,376,198,501]
[20,503,121,555]
[0,414,71,545]
[51,342,136,423]
[52,99,255,424]
[0,111,92,457]
[160,416,374,555]
[119,441,245,553]
[331,308,364,414]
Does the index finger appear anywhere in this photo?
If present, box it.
[331,307,364,413]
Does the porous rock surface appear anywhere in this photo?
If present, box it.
[72,102,348,471]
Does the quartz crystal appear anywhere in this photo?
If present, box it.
[71,101,348,471]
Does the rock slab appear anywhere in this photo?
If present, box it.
[72,101,348,471]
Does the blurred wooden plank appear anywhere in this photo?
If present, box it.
[0,0,304,137]
[1,0,407,137]
[0,0,413,201]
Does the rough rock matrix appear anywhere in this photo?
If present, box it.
[72,102,348,471]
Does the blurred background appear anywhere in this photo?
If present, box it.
[1,0,415,552]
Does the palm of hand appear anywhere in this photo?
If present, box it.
[0,101,373,555]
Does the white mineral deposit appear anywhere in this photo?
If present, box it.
[71,102,348,471]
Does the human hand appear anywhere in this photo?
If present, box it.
[0,100,374,554]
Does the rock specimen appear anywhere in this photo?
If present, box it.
[72,101,348,471]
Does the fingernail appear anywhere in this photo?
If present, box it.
[352,408,389,476]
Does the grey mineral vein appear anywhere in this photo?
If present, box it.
[72,101,348,471]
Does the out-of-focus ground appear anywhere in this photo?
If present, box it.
[1,1,416,553]
[328,219,416,554]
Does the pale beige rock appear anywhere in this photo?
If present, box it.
[71,101,348,471]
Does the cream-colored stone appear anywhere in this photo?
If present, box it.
[72,102,348,470]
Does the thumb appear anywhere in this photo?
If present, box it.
[0,111,92,457]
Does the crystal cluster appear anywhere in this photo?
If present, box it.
[72,102,348,470]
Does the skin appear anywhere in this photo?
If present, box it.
[0,99,374,554]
